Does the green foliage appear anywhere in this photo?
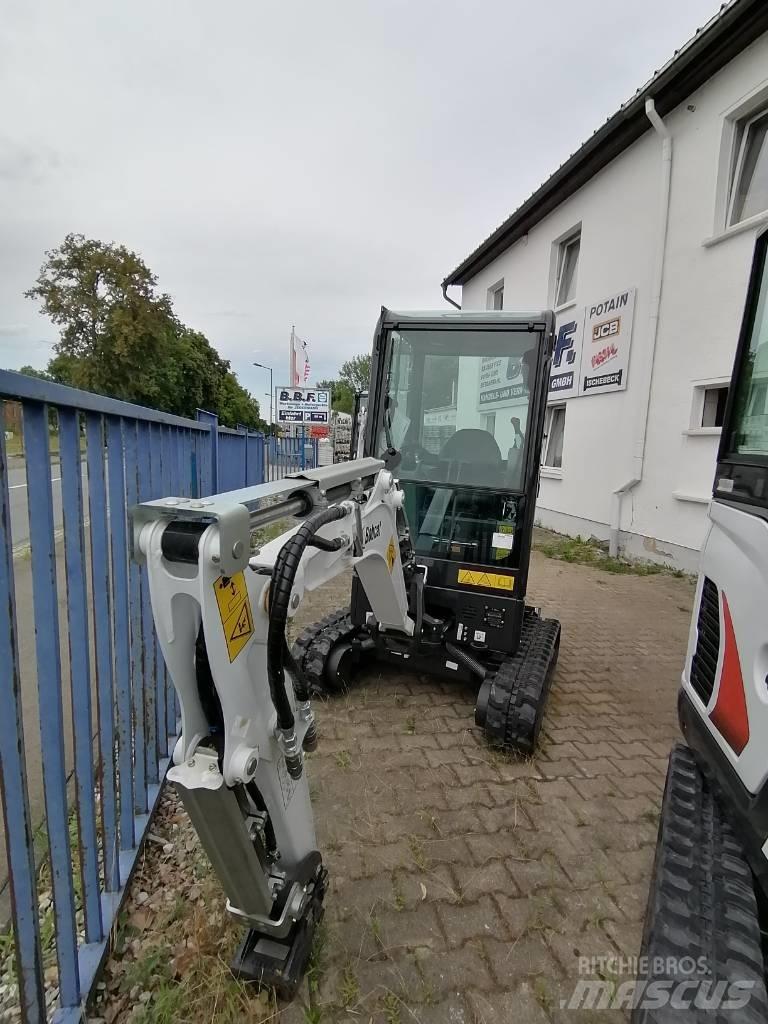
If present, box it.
[534,530,688,577]
[339,353,371,393]
[25,234,263,428]
[317,377,354,414]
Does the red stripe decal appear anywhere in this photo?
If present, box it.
[709,593,750,755]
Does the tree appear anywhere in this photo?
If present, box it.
[339,354,371,393]
[25,234,263,429]
[317,378,354,415]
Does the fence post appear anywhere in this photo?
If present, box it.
[197,409,219,494]
[300,427,306,470]
[0,418,46,1021]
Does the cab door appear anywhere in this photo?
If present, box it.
[682,227,768,798]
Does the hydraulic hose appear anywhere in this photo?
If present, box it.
[267,505,348,732]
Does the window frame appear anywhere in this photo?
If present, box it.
[727,105,768,228]
[554,233,581,310]
[487,280,505,310]
[686,378,730,436]
[542,404,566,473]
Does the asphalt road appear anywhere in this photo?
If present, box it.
[7,457,88,552]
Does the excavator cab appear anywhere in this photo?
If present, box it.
[363,308,552,657]
[294,307,562,753]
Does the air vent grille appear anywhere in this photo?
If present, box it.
[690,577,720,705]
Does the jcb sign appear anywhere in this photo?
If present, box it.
[592,317,621,343]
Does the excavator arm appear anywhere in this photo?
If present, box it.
[131,457,412,997]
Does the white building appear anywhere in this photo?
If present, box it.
[442,0,768,570]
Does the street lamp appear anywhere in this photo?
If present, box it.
[253,362,274,425]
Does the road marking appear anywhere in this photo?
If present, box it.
[9,475,71,490]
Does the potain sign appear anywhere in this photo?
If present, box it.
[548,288,636,400]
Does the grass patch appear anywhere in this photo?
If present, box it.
[251,515,296,551]
[408,836,429,871]
[382,990,402,1024]
[534,531,686,577]
[338,964,360,1008]
[334,749,352,770]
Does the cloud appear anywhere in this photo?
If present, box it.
[0,140,60,183]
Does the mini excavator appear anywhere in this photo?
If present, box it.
[131,308,561,996]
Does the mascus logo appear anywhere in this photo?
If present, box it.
[592,316,620,343]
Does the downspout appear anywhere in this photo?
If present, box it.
[442,281,461,309]
[609,98,672,557]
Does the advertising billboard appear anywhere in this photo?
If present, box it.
[276,387,331,426]
[548,287,636,400]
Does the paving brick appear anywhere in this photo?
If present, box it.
[454,764,502,787]
[605,917,644,957]
[376,903,445,956]
[437,894,506,947]
[476,802,533,833]
[481,935,562,986]
[415,944,496,997]
[453,858,520,902]
[425,746,471,768]
[606,882,648,922]
[467,985,551,1024]
[444,784,495,811]
[507,852,570,893]
[465,831,523,866]
[494,891,561,938]
[538,757,584,779]
[396,785,448,814]
[612,847,655,884]
[421,836,473,867]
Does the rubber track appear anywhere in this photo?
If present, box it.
[634,743,768,1023]
[291,608,359,696]
[481,611,560,755]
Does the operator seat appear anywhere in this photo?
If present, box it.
[439,428,502,485]
[417,428,503,549]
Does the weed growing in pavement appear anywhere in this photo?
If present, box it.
[408,835,429,871]
[532,975,555,1013]
[534,530,688,577]
[338,963,360,1007]
[382,990,402,1024]
[334,749,352,769]
[391,871,406,911]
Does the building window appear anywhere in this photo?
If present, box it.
[701,385,728,428]
[728,107,768,226]
[690,382,729,432]
[483,412,496,434]
[555,234,580,307]
[543,405,566,468]
[488,282,504,310]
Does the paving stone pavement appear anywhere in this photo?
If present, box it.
[276,551,696,1023]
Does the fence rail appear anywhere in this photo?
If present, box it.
[0,369,316,1022]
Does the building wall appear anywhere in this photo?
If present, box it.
[459,33,768,569]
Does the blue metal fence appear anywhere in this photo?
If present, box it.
[0,369,317,1022]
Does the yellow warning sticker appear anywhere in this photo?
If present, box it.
[386,536,396,572]
[457,568,515,591]
[213,572,254,662]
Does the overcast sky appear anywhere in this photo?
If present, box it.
[1,0,722,400]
